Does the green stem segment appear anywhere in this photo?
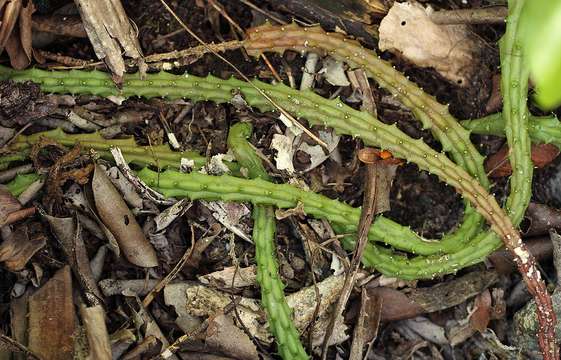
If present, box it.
[461,113,561,149]
[228,122,308,360]
[0,66,482,256]
[5,128,239,172]
[498,1,557,358]
[136,168,496,279]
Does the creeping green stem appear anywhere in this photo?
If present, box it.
[5,128,239,172]
[461,113,561,149]
[5,173,42,196]
[228,122,308,360]
[137,168,498,279]
[0,66,488,257]
[501,0,532,226]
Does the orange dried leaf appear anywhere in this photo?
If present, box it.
[485,143,560,177]
[469,290,492,333]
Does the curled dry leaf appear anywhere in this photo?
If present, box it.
[379,1,483,86]
[469,289,493,333]
[42,212,103,305]
[523,203,561,237]
[0,225,45,271]
[28,266,75,360]
[368,270,499,321]
[4,0,34,69]
[197,265,258,288]
[92,164,158,267]
[0,184,21,226]
[202,314,259,360]
[485,143,560,178]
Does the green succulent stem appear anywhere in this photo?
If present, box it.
[5,173,42,196]
[0,66,486,257]
[461,113,561,149]
[137,168,499,279]
[5,128,239,172]
[0,24,529,282]
[228,122,308,360]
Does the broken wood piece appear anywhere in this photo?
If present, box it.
[80,304,111,360]
[427,6,508,25]
[28,266,75,360]
[73,0,144,79]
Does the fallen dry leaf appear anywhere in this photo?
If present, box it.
[485,143,560,177]
[92,164,158,267]
[349,288,382,359]
[203,314,259,360]
[198,265,258,288]
[524,203,561,236]
[367,270,498,321]
[0,184,21,226]
[28,266,75,360]
[99,278,159,297]
[4,0,33,69]
[319,57,350,86]
[0,225,45,271]
[469,289,492,333]
[0,0,21,51]
[42,212,103,305]
[379,1,483,86]
[367,287,425,322]
[271,133,296,174]
[10,290,29,355]
[164,274,353,348]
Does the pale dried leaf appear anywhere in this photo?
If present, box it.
[198,265,257,288]
[271,133,295,174]
[205,314,259,360]
[204,153,235,175]
[92,164,158,267]
[296,129,340,172]
[379,1,483,86]
[202,200,251,243]
[153,198,191,232]
[399,317,448,345]
[319,58,350,86]
[163,283,270,342]
[106,167,144,209]
[99,278,159,297]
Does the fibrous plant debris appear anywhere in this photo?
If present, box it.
[0,1,561,359]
